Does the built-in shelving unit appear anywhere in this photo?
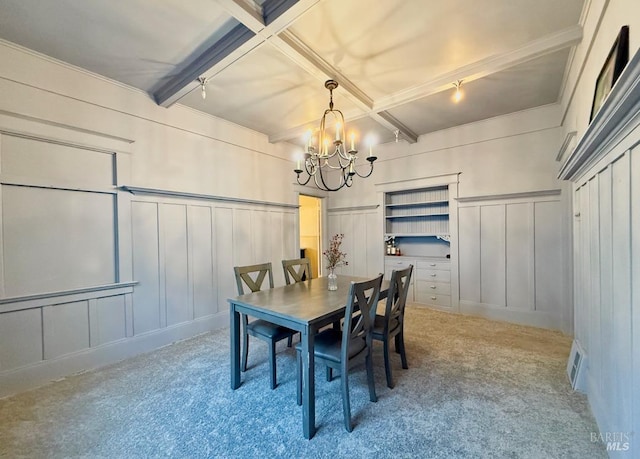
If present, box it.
[384,186,449,238]
[377,174,459,311]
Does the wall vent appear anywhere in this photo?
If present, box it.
[567,340,587,392]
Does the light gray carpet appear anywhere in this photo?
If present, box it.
[0,306,606,458]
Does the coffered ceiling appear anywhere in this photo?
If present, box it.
[0,0,585,147]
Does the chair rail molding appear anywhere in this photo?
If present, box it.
[121,186,298,209]
[456,189,561,204]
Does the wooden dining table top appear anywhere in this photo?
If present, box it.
[228,274,389,326]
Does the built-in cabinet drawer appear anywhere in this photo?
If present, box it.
[415,268,450,283]
[384,258,415,282]
[414,291,451,308]
[416,260,450,271]
[384,257,415,301]
[415,280,450,296]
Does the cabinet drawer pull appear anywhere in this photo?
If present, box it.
[430,273,437,277]
[430,285,436,289]
[430,263,436,267]
[431,296,437,300]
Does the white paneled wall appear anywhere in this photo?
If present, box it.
[558,47,640,451]
[326,206,383,279]
[568,145,637,451]
[130,193,298,338]
[0,118,136,396]
[458,192,565,329]
[0,111,299,397]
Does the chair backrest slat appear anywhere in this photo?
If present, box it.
[342,274,383,357]
[384,265,413,331]
[234,262,274,295]
[282,258,311,285]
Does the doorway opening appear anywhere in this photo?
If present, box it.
[299,195,322,279]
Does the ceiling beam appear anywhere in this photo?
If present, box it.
[373,25,583,113]
[214,0,265,33]
[154,0,321,107]
[372,112,419,143]
[153,23,256,107]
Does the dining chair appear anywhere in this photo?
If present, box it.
[296,274,383,432]
[234,262,296,390]
[372,265,413,388]
[282,257,311,285]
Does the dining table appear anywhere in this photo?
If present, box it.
[229,274,389,439]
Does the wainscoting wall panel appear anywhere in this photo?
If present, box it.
[252,210,272,279]
[90,295,127,347]
[162,204,190,327]
[215,207,234,312]
[534,201,563,313]
[505,203,534,310]
[458,206,480,303]
[327,207,382,279]
[0,308,42,371]
[131,201,162,335]
[457,191,565,329]
[479,205,506,307]
[188,206,215,319]
[42,301,90,360]
[2,186,116,297]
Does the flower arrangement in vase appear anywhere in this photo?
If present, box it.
[323,233,348,290]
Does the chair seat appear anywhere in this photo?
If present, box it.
[372,314,400,338]
[296,329,366,363]
[247,319,295,341]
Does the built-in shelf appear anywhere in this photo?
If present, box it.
[385,233,450,238]
[385,199,448,208]
[386,213,449,219]
[384,185,450,246]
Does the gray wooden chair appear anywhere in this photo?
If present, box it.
[282,257,311,285]
[234,262,296,389]
[296,274,383,432]
[372,265,413,388]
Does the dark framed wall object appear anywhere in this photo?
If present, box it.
[590,25,629,122]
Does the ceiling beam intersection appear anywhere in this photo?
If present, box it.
[153,0,321,107]
[273,31,418,143]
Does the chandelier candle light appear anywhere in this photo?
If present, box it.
[294,80,377,191]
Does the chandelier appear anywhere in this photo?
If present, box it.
[294,80,377,191]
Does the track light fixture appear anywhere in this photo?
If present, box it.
[452,80,463,103]
[197,76,208,100]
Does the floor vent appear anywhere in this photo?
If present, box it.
[567,340,587,392]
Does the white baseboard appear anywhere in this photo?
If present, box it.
[0,311,228,398]
[459,300,562,330]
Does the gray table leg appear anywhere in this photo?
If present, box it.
[230,303,241,390]
[302,326,315,439]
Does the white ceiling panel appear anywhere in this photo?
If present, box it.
[0,0,235,92]
[179,43,364,135]
[386,49,570,136]
[289,0,584,99]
